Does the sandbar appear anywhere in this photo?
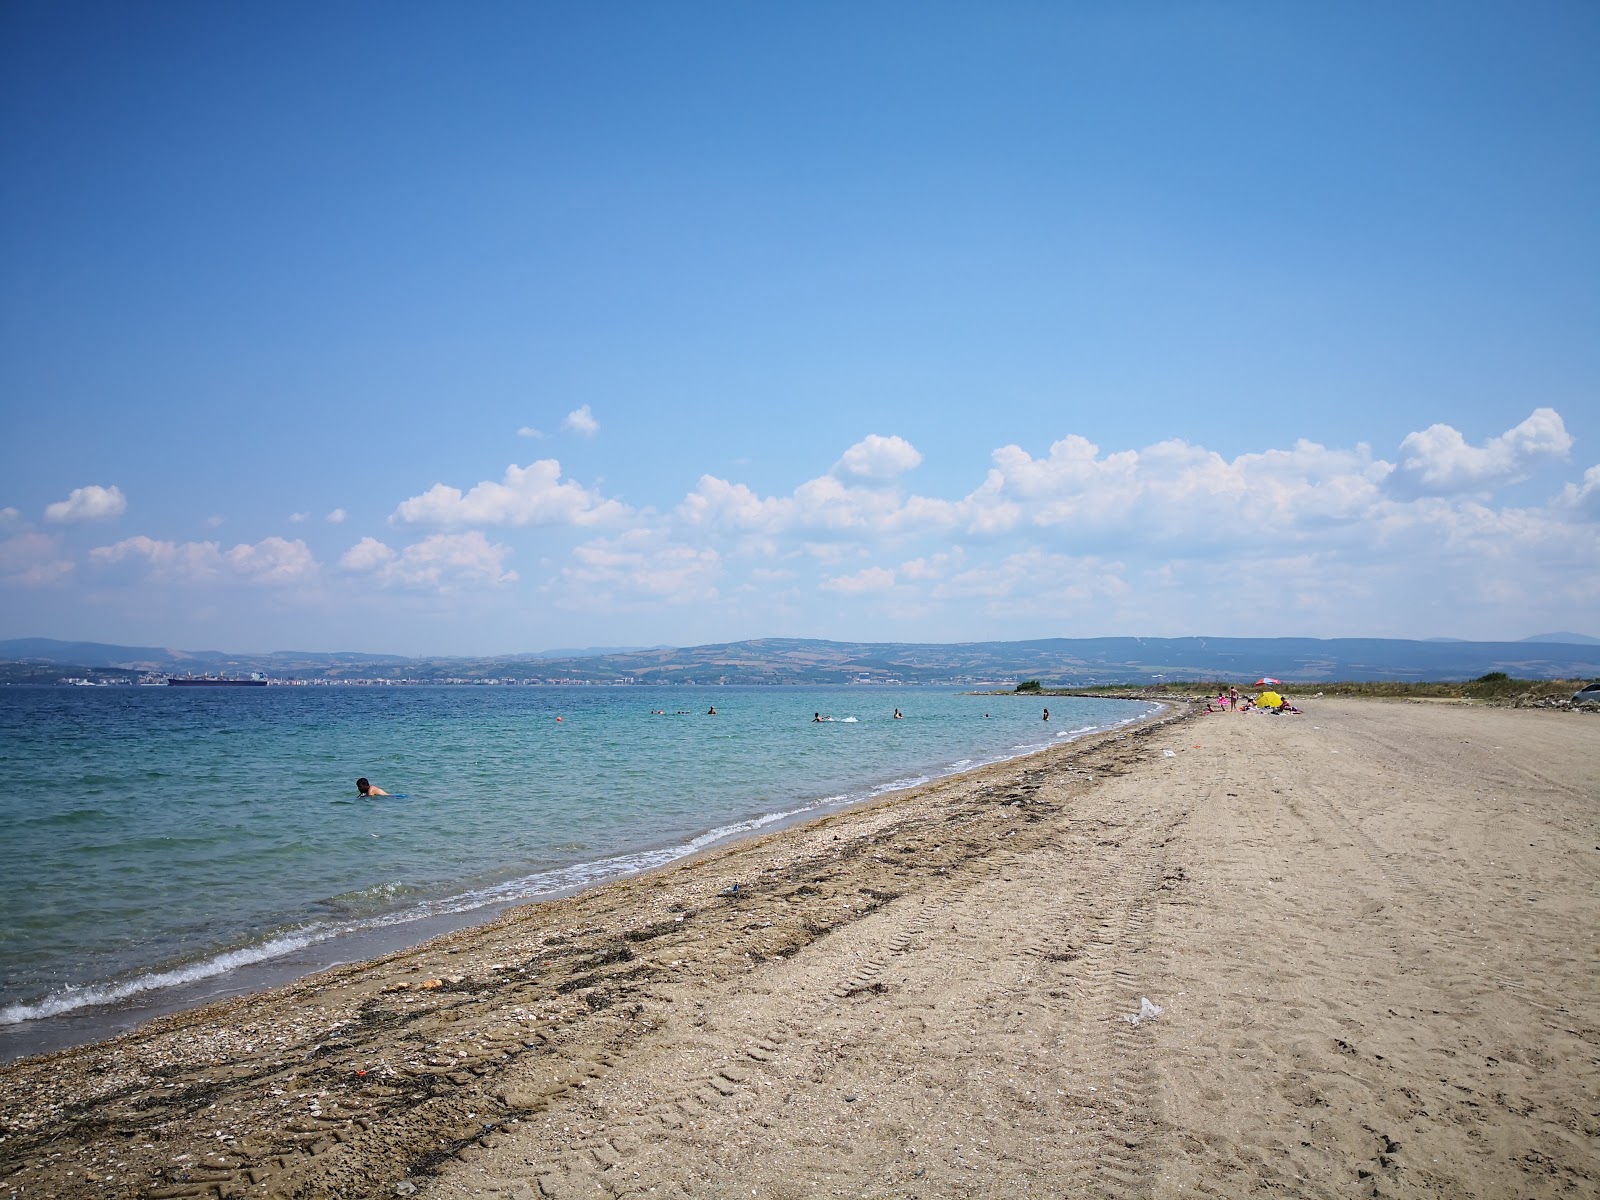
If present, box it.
[1,698,1595,1198]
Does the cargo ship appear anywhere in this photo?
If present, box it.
[166,674,269,687]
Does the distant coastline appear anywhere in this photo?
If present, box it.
[3,633,1598,689]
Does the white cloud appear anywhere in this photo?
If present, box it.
[0,533,73,586]
[563,405,599,437]
[289,512,309,523]
[89,535,317,585]
[936,550,1132,614]
[821,566,897,594]
[677,475,790,531]
[1387,407,1572,496]
[340,532,516,589]
[899,549,965,581]
[677,437,940,539]
[0,507,20,525]
[518,425,545,439]
[45,484,126,523]
[339,536,395,572]
[206,515,225,528]
[325,508,347,524]
[556,529,720,609]
[224,536,318,583]
[392,459,630,529]
[833,434,923,483]
[1555,464,1600,519]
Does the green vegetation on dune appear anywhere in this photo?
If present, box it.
[1056,674,1587,705]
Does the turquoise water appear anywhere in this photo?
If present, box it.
[0,684,1155,1050]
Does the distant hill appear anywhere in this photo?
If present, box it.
[1521,632,1600,645]
[4,635,1599,685]
[513,645,666,660]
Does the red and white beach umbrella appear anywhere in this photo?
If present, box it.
[1254,676,1281,686]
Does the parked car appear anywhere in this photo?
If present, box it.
[1572,682,1600,703]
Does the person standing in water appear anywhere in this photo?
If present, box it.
[356,777,389,797]
[1042,708,1050,721]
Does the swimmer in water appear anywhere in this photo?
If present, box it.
[893,708,902,719]
[707,706,717,715]
[1042,708,1050,721]
[356,777,389,797]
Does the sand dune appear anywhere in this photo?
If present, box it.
[2,698,1594,1199]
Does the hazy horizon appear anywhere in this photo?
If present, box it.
[6,629,1598,664]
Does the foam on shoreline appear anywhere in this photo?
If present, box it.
[0,701,1161,1060]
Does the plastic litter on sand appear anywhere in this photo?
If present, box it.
[1126,997,1163,1026]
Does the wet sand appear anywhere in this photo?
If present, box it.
[1,699,1595,1199]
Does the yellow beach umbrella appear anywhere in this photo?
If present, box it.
[1258,691,1284,708]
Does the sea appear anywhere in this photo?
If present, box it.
[0,684,1158,1062]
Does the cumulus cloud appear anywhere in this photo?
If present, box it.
[45,484,126,523]
[563,405,599,437]
[899,549,965,581]
[557,529,720,609]
[392,459,629,529]
[975,433,1392,544]
[1387,407,1572,497]
[518,425,545,439]
[935,550,1132,616]
[1555,464,1600,519]
[0,507,20,525]
[821,566,897,594]
[289,512,309,523]
[325,508,347,524]
[339,532,516,589]
[90,535,317,585]
[676,436,941,540]
[0,533,73,586]
[832,434,923,483]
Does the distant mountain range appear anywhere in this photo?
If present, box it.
[2,635,1597,686]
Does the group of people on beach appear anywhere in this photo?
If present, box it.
[1205,686,1302,715]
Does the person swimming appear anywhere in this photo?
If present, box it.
[355,777,389,797]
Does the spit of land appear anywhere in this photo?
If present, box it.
[2,698,1595,1199]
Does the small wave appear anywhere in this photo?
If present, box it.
[1,698,1166,1030]
[14,806,115,830]
[0,931,317,1026]
[839,716,858,723]
[317,881,427,917]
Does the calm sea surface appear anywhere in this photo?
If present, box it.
[0,684,1157,1058]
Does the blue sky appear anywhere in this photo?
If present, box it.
[2,2,1596,654]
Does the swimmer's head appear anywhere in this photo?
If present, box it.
[356,777,370,794]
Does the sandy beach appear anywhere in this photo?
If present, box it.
[2,697,1595,1199]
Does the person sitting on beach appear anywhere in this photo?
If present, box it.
[355,777,389,797]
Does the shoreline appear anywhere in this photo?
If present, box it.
[4,698,1594,1199]
[0,698,1163,1065]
